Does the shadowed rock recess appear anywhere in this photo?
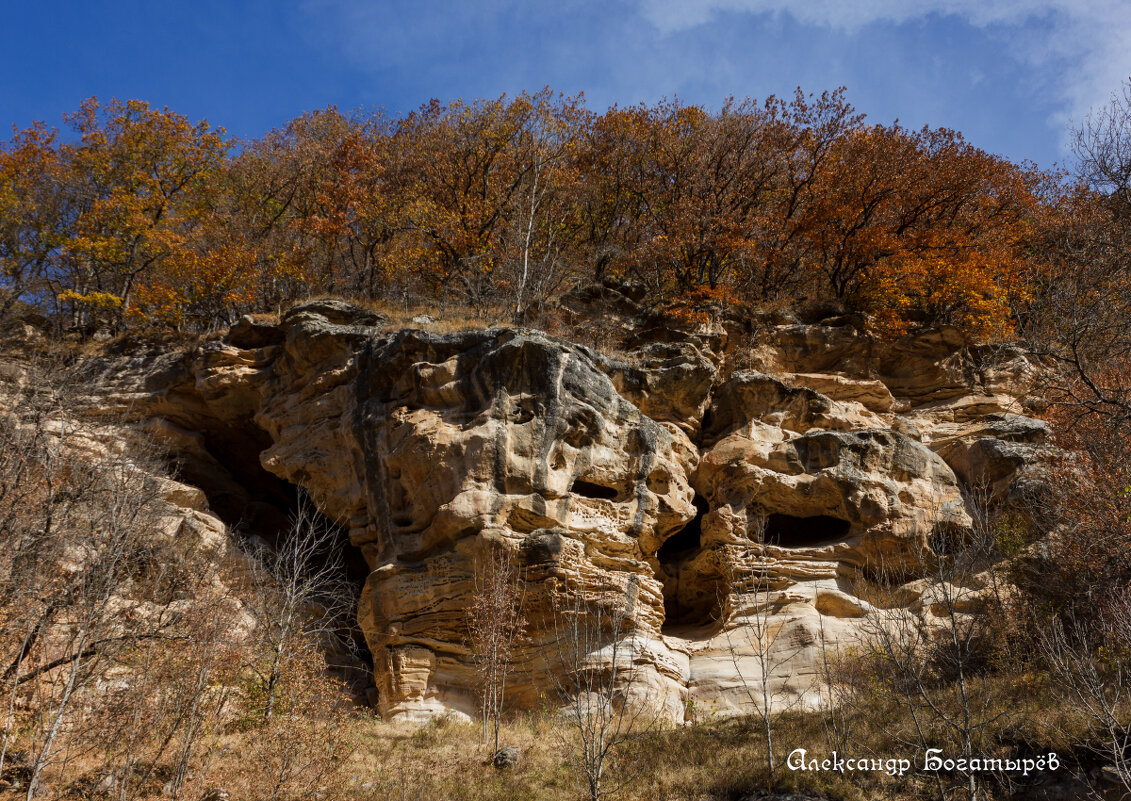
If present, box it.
[85,294,1054,723]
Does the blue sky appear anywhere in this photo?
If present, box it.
[2,1,1128,169]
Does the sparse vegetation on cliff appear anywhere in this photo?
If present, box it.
[1,80,1131,801]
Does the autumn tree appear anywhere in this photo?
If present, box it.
[51,98,229,330]
[586,99,726,308]
[571,104,645,284]
[732,87,864,304]
[0,87,1066,339]
[803,123,1045,337]
[395,91,587,315]
[301,111,412,302]
[575,90,860,316]
[204,108,361,320]
[495,89,587,322]
[0,124,72,325]
[1020,79,1131,431]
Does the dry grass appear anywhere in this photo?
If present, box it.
[304,295,498,335]
[15,659,1115,801]
[5,290,688,367]
[348,715,573,801]
[319,295,649,363]
[172,712,578,801]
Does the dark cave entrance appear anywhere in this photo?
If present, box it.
[570,478,619,500]
[658,494,709,563]
[193,424,295,542]
[174,421,368,581]
[763,513,851,548]
[657,494,722,633]
[166,420,374,700]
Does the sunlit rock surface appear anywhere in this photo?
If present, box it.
[84,292,1053,722]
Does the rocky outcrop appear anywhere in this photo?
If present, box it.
[83,293,1054,723]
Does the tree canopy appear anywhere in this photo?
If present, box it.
[0,88,1071,338]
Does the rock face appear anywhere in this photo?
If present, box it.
[85,293,1054,723]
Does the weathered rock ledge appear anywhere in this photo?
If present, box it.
[81,294,1054,723]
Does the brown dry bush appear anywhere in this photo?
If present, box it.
[0,364,186,799]
[0,365,362,801]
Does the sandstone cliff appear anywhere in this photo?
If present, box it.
[82,290,1053,723]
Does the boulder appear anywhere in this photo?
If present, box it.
[597,341,718,436]
[927,414,1052,500]
[226,315,285,349]
[345,327,695,721]
[492,747,521,769]
[779,371,897,413]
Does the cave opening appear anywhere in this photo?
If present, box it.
[189,424,296,540]
[570,479,619,500]
[166,420,374,702]
[658,493,709,562]
[657,494,721,634]
[763,513,850,548]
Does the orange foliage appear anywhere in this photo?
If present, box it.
[802,123,1046,337]
[0,89,1058,338]
[59,98,229,328]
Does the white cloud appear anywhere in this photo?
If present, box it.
[638,0,1131,127]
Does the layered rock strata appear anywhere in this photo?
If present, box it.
[84,295,1053,722]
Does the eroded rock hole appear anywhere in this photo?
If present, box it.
[658,494,721,632]
[658,494,709,562]
[928,521,971,557]
[571,479,618,500]
[763,513,850,547]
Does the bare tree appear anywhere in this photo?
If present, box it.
[504,96,579,325]
[210,494,360,801]
[159,602,239,801]
[63,573,239,801]
[245,647,357,801]
[239,494,356,724]
[0,362,261,801]
[0,416,180,796]
[814,610,853,758]
[852,495,1009,801]
[548,574,656,801]
[1022,78,1131,431]
[1074,78,1131,215]
[718,516,807,792]
[0,372,184,801]
[1037,591,1131,798]
[465,539,526,754]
